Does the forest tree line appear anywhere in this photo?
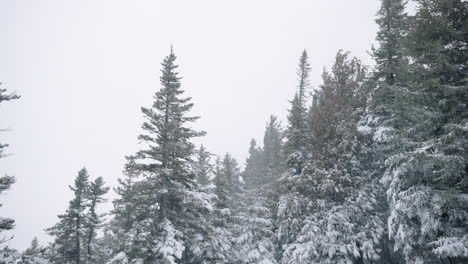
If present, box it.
[0,0,467,263]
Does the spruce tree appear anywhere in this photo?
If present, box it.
[85,177,109,264]
[363,0,413,152]
[0,83,20,159]
[194,145,212,186]
[214,154,241,214]
[46,168,90,264]
[382,1,468,262]
[262,115,284,182]
[372,0,408,86]
[297,50,311,103]
[362,0,410,262]
[0,175,15,244]
[112,48,213,264]
[242,139,264,189]
[234,189,277,264]
[108,158,150,263]
[0,247,19,264]
[18,237,49,264]
[284,50,311,174]
[0,84,19,243]
[208,154,242,263]
[278,52,387,264]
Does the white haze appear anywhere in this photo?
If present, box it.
[0,0,379,250]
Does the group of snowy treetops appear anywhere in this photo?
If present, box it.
[0,0,467,263]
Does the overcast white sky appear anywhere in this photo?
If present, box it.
[0,0,380,250]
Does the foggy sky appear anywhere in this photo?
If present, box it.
[0,0,379,250]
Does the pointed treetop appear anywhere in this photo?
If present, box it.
[297,49,311,102]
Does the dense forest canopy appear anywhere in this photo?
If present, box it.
[0,0,467,263]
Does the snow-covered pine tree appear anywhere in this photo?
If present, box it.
[24,237,40,257]
[204,154,241,263]
[234,187,277,264]
[274,51,313,261]
[372,0,408,86]
[279,51,387,264]
[85,177,109,264]
[46,168,90,264]
[243,116,284,190]
[107,158,150,263]
[0,247,19,264]
[214,154,241,211]
[111,48,213,264]
[360,0,410,262]
[262,116,284,183]
[243,139,264,190]
[362,0,413,154]
[18,237,49,264]
[0,175,15,244]
[0,83,20,160]
[194,145,212,187]
[381,1,468,262]
[0,83,19,244]
[284,50,311,175]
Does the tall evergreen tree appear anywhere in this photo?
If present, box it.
[381,1,468,262]
[243,116,284,190]
[372,0,408,86]
[262,116,284,183]
[278,52,386,264]
[46,168,90,264]
[242,139,264,189]
[363,0,412,153]
[0,175,15,244]
[214,154,241,213]
[0,83,19,243]
[111,48,213,264]
[194,145,212,186]
[85,177,109,264]
[0,83,20,160]
[107,158,150,263]
[284,50,311,174]
[206,154,241,263]
[297,50,311,103]
[0,247,19,264]
[18,237,49,264]
[234,188,277,264]
[362,0,411,262]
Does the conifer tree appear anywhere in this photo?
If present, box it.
[194,145,212,186]
[372,0,408,86]
[381,1,468,262]
[111,48,213,264]
[205,155,242,263]
[0,247,19,264]
[47,168,90,264]
[0,84,20,160]
[361,0,410,262]
[297,50,311,103]
[234,189,277,264]
[0,175,15,244]
[243,116,283,190]
[242,139,264,189]
[363,0,412,153]
[278,52,386,264]
[284,50,311,174]
[0,84,19,243]
[262,115,284,182]
[18,237,49,264]
[85,177,109,264]
[214,154,241,213]
[107,158,150,263]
